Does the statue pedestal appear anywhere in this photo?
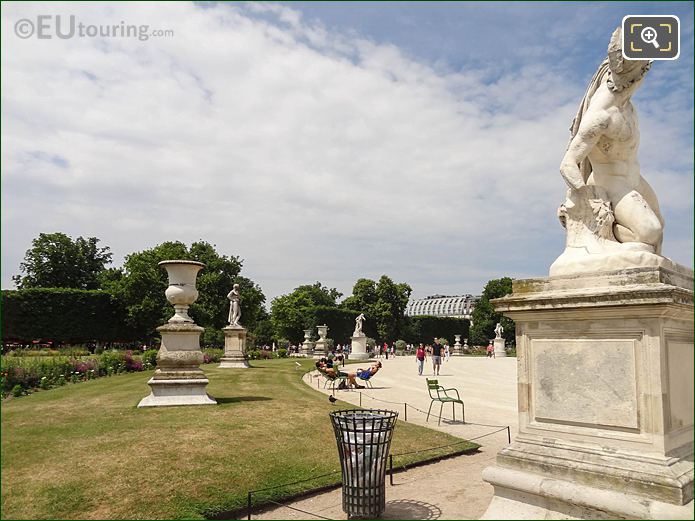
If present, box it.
[219,326,249,369]
[493,337,506,358]
[481,265,694,519]
[138,323,216,407]
[349,335,369,360]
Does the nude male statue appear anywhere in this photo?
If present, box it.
[354,313,365,336]
[559,27,663,254]
[227,283,241,326]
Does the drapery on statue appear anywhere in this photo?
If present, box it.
[354,313,365,336]
[551,27,664,276]
[494,322,504,339]
[227,284,241,326]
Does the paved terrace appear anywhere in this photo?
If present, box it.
[255,355,518,520]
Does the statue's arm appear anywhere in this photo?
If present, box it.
[560,110,609,190]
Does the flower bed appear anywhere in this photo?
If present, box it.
[1,350,152,398]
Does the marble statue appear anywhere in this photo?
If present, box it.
[227,283,241,326]
[354,313,365,336]
[494,322,504,339]
[551,27,665,276]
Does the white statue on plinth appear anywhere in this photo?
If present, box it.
[227,284,241,326]
[354,313,365,336]
[551,27,665,276]
[494,322,504,339]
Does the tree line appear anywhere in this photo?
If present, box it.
[3,232,514,348]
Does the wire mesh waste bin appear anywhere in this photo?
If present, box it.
[330,409,398,519]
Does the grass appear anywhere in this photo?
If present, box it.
[1,358,478,519]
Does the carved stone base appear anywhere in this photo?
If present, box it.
[138,378,216,407]
[482,264,694,519]
[493,337,507,358]
[139,322,215,407]
[219,326,248,369]
[349,335,369,360]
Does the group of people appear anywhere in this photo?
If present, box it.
[315,358,382,390]
[414,339,448,376]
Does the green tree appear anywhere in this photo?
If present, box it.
[104,241,265,338]
[13,232,112,290]
[270,282,342,344]
[469,277,515,346]
[340,275,411,343]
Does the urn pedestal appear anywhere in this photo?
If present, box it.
[138,260,216,407]
[452,334,463,356]
[481,265,694,519]
[301,329,315,357]
[219,326,249,368]
[349,335,369,360]
[313,325,329,359]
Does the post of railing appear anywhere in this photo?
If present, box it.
[389,454,394,486]
[507,426,511,444]
[359,392,362,407]
[404,403,408,421]
[247,491,252,520]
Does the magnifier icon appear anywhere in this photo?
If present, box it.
[640,26,660,48]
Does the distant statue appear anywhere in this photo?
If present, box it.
[494,322,504,339]
[552,27,664,275]
[227,284,241,326]
[354,313,365,336]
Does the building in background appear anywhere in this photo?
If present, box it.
[405,294,478,319]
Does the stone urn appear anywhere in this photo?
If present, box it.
[301,328,315,356]
[159,260,204,323]
[138,259,216,407]
[453,334,463,356]
[314,324,329,358]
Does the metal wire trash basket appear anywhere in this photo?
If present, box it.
[330,409,399,519]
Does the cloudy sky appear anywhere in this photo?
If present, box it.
[2,1,693,305]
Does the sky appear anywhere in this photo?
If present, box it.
[2,1,693,306]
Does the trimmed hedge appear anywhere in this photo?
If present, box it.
[303,306,378,344]
[406,316,470,346]
[2,288,137,344]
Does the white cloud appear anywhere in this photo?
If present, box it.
[1,2,692,304]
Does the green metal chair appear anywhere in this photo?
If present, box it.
[426,378,465,425]
[319,367,348,394]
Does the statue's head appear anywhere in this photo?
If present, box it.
[233,283,240,290]
[607,27,651,92]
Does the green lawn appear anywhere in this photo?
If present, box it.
[1,358,477,519]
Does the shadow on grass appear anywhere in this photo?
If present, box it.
[215,396,273,404]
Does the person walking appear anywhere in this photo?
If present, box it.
[431,338,444,376]
[486,341,495,359]
[444,342,450,362]
[415,343,427,376]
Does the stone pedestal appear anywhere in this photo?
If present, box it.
[349,335,369,360]
[300,328,314,356]
[481,265,694,519]
[452,334,463,356]
[138,322,217,407]
[493,337,506,358]
[219,326,249,368]
[313,324,329,359]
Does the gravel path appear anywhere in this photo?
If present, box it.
[253,356,518,520]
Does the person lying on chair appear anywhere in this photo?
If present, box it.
[356,361,382,381]
[315,360,363,389]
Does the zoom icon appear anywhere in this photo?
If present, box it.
[623,15,680,60]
